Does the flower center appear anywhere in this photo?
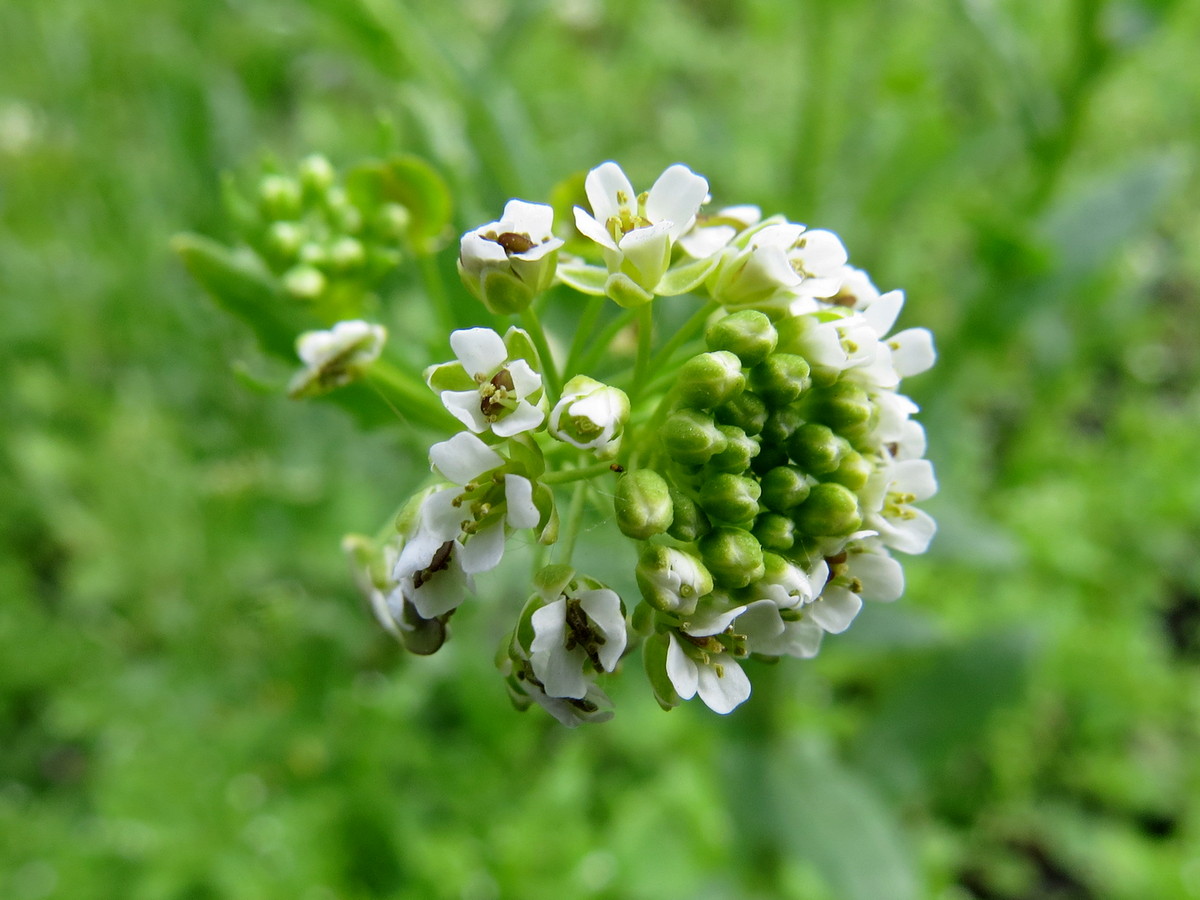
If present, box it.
[412,540,456,589]
[563,597,607,671]
[479,368,516,419]
[488,231,536,254]
[605,190,652,242]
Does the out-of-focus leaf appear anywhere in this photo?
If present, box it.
[171,232,301,360]
[855,629,1037,800]
[725,736,920,900]
[345,155,453,253]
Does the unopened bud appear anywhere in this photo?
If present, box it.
[806,381,873,432]
[636,545,713,616]
[259,174,303,220]
[668,486,710,542]
[829,450,872,491]
[750,353,812,408]
[614,469,674,540]
[708,425,759,474]
[753,512,796,552]
[760,465,811,512]
[706,310,778,367]
[793,482,861,537]
[662,409,728,465]
[715,390,768,436]
[283,265,326,300]
[266,221,305,260]
[677,351,746,409]
[761,404,805,447]
[699,526,765,589]
[699,473,761,524]
[789,422,845,475]
[299,154,336,195]
[328,236,366,272]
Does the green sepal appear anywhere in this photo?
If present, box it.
[642,631,681,711]
[502,326,541,370]
[424,360,473,392]
[172,232,303,360]
[606,272,655,308]
[534,564,575,599]
[533,482,559,544]
[505,433,547,479]
[657,253,721,297]
[469,265,536,316]
[556,260,609,296]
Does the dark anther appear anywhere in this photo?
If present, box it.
[413,540,455,589]
[494,232,536,254]
[479,368,515,417]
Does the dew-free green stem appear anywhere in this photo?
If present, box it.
[542,462,614,485]
[565,295,607,377]
[520,307,561,403]
[630,304,654,405]
[367,359,455,430]
[578,307,637,375]
[649,299,719,379]
[557,479,589,565]
[419,252,456,342]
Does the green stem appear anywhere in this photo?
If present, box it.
[577,307,638,375]
[542,461,614,485]
[557,479,589,565]
[648,299,719,378]
[630,304,655,405]
[520,306,561,404]
[565,294,607,378]
[419,251,455,340]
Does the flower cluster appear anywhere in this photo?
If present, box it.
[300,160,936,726]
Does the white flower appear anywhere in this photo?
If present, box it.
[665,632,750,715]
[425,327,545,437]
[861,457,938,555]
[459,200,563,314]
[572,161,709,300]
[530,584,627,700]
[548,375,630,456]
[288,320,385,398]
[636,546,714,615]
[737,558,831,658]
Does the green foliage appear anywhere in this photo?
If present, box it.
[4,0,1200,897]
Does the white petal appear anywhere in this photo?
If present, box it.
[777,619,824,658]
[531,600,589,699]
[441,390,488,433]
[737,599,786,649]
[882,507,937,555]
[570,391,619,426]
[617,221,672,287]
[504,474,539,529]
[500,199,555,238]
[429,431,503,484]
[679,223,735,259]
[795,229,848,275]
[578,589,628,672]
[450,327,507,377]
[895,458,938,500]
[506,359,542,398]
[646,164,709,239]
[408,559,469,619]
[460,231,509,267]
[491,400,544,437]
[459,520,506,574]
[695,655,751,714]
[666,633,699,700]
[809,586,863,633]
[862,290,905,337]
[685,603,747,638]
[850,552,904,602]
[584,161,635,224]
[573,208,618,251]
[889,328,936,377]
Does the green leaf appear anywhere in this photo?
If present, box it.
[346,155,453,253]
[172,232,301,360]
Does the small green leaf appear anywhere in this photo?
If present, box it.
[657,254,721,297]
[556,261,609,296]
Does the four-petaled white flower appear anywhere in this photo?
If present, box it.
[425,327,545,437]
[572,161,709,303]
[459,200,564,314]
[289,320,385,398]
[665,631,751,715]
[548,375,630,457]
[530,577,627,700]
[860,458,938,555]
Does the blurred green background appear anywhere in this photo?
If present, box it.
[4,0,1200,897]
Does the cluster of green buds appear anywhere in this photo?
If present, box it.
[181,156,936,727]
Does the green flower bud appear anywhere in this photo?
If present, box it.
[805,381,873,432]
[699,473,762,524]
[677,351,746,409]
[715,390,768,436]
[788,422,844,475]
[761,404,805,447]
[283,265,326,300]
[266,221,305,261]
[793,482,862,537]
[708,425,760,474]
[258,174,303,220]
[299,154,336,196]
[753,512,796,553]
[705,310,778,367]
[399,601,448,656]
[614,469,674,540]
[760,465,812,512]
[328,236,366,273]
[828,450,872,491]
[662,409,728,465]
[376,203,411,239]
[699,526,766,589]
[750,353,812,408]
[636,545,714,616]
[667,485,711,542]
